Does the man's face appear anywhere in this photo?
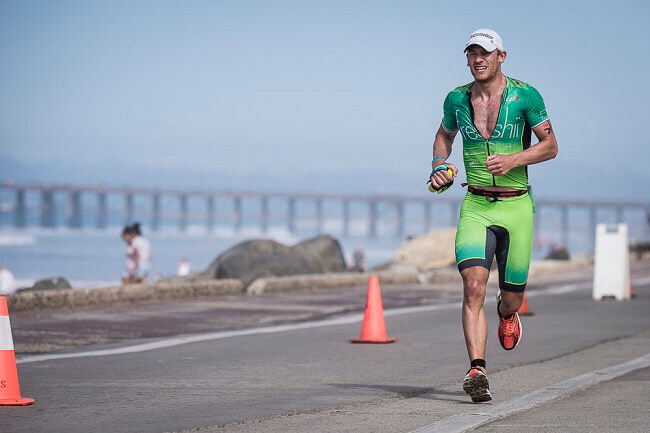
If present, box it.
[466,45,506,82]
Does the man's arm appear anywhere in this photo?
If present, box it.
[485,120,558,176]
[433,124,457,163]
[430,124,459,188]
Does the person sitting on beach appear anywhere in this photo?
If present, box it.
[121,223,153,285]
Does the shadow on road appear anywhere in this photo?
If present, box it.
[329,383,469,403]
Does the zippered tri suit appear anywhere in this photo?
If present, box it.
[441,76,551,291]
[441,76,549,190]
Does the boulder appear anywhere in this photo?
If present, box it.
[545,245,570,261]
[392,228,457,270]
[19,277,72,292]
[205,239,321,288]
[630,241,650,260]
[291,235,347,273]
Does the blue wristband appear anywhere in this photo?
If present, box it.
[430,164,449,177]
[432,157,446,164]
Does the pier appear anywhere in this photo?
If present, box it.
[0,180,647,249]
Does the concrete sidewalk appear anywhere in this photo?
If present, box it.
[475,366,650,433]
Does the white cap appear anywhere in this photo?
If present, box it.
[464,28,504,52]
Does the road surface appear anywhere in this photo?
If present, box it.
[2,263,650,432]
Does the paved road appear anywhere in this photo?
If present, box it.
[2,264,650,433]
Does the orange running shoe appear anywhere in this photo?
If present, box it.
[463,367,492,402]
[497,295,522,350]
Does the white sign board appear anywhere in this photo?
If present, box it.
[593,224,630,301]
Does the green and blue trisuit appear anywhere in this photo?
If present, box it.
[442,76,550,292]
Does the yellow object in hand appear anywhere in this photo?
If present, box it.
[428,168,454,194]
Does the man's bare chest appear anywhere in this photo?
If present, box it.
[471,96,503,140]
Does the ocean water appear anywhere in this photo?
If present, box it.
[0,222,407,289]
[1,209,648,289]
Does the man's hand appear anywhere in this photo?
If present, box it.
[430,163,459,190]
[485,154,516,176]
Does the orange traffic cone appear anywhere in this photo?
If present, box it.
[350,276,396,344]
[0,296,35,406]
[518,292,534,316]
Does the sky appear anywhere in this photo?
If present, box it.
[1,0,649,200]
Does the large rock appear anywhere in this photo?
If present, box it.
[204,239,317,288]
[392,228,457,270]
[630,241,650,259]
[19,277,72,292]
[545,245,570,260]
[291,235,347,273]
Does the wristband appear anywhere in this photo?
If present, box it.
[430,164,449,177]
[431,157,446,164]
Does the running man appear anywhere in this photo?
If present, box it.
[428,29,558,402]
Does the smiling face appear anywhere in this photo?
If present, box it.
[466,45,506,83]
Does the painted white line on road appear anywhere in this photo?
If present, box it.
[526,283,587,297]
[18,277,648,365]
[629,275,650,286]
[16,303,463,364]
[14,281,590,364]
[412,351,650,433]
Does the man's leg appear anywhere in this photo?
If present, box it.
[460,265,493,403]
[460,266,490,362]
[493,194,533,350]
[497,290,524,317]
[455,195,495,402]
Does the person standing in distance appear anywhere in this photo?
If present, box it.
[428,29,558,402]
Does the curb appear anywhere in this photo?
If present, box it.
[6,279,242,312]
[246,271,423,295]
[528,257,593,278]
